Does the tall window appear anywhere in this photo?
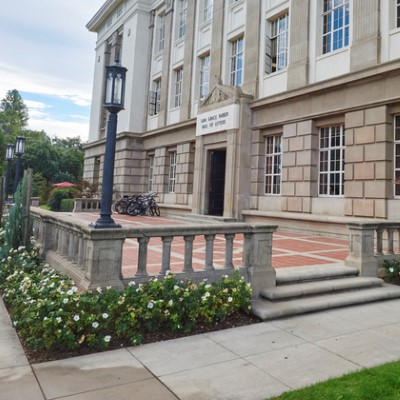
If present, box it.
[174,68,183,108]
[397,0,400,28]
[148,79,161,116]
[265,135,282,195]
[200,54,210,99]
[148,155,155,191]
[157,14,165,52]
[322,0,350,54]
[168,152,177,193]
[319,125,345,196]
[394,116,400,196]
[266,13,289,73]
[203,0,213,22]
[178,0,188,39]
[230,37,244,86]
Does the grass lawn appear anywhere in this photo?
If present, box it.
[267,360,400,400]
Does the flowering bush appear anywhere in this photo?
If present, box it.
[0,235,252,352]
[383,259,400,283]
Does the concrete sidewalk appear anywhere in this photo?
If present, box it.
[2,296,400,400]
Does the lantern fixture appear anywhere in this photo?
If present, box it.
[6,143,15,161]
[103,60,127,113]
[13,136,26,195]
[15,136,26,156]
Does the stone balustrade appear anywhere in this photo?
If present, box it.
[73,198,101,212]
[346,222,400,276]
[31,208,277,297]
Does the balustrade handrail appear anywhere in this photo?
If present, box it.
[30,207,277,296]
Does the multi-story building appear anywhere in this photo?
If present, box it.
[84,0,400,233]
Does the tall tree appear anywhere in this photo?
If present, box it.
[0,89,29,128]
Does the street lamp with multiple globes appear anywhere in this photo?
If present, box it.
[4,143,15,201]
[92,59,127,229]
[13,136,26,195]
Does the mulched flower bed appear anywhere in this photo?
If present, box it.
[21,312,261,364]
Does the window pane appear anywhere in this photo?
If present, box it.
[319,125,345,196]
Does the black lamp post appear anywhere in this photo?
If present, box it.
[13,136,25,195]
[92,60,127,229]
[4,143,15,201]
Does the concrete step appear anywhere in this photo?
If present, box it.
[261,277,384,300]
[252,284,400,320]
[276,265,359,285]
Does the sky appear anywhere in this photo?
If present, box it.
[0,0,106,142]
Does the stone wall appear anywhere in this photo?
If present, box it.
[344,106,393,218]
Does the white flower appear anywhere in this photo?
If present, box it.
[56,317,62,323]
[96,287,102,293]
[228,297,233,303]
[63,298,69,304]
[106,286,112,290]
[73,315,80,322]
[72,286,78,293]
[168,299,173,307]
[67,290,73,296]
[174,285,180,291]
[92,321,99,329]
[147,301,154,309]
[48,282,55,288]
[390,267,394,273]
[102,313,109,319]
[128,281,136,286]
[205,292,210,298]
[165,270,171,276]
[201,296,207,301]
[104,335,111,342]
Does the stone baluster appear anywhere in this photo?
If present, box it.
[136,237,150,276]
[183,235,195,272]
[161,236,173,274]
[376,228,383,255]
[204,234,215,271]
[387,228,394,255]
[224,233,235,269]
[77,236,85,270]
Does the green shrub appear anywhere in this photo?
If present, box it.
[60,199,75,212]
[3,175,32,252]
[0,240,252,352]
[383,259,400,283]
[47,188,78,211]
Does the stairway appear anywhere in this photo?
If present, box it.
[251,264,400,320]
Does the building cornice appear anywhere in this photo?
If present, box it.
[86,0,124,32]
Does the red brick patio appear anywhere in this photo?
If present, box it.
[75,213,349,278]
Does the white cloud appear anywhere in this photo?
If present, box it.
[28,118,89,142]
[0,0,104,140]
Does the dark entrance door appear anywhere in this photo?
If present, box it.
[208,150,226,216]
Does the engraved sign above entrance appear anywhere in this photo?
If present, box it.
[196,104,240,136]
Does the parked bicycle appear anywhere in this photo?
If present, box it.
[126,192,160,216]
[113,194,140,214]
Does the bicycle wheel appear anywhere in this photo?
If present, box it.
[127,202,140,216]
[115,200,124,214]
[149,205,155,216]
[154,204,160,216]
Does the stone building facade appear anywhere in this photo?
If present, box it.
[84,0,400,232]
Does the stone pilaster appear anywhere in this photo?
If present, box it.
[350,0,380,71]
[209,0,225,83]
[180,0,196,121]
[286,0,310,90]
[344,106,392,218]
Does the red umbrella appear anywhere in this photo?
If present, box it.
[52,182,76,187]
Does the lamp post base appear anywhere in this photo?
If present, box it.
[90,216,121,229]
